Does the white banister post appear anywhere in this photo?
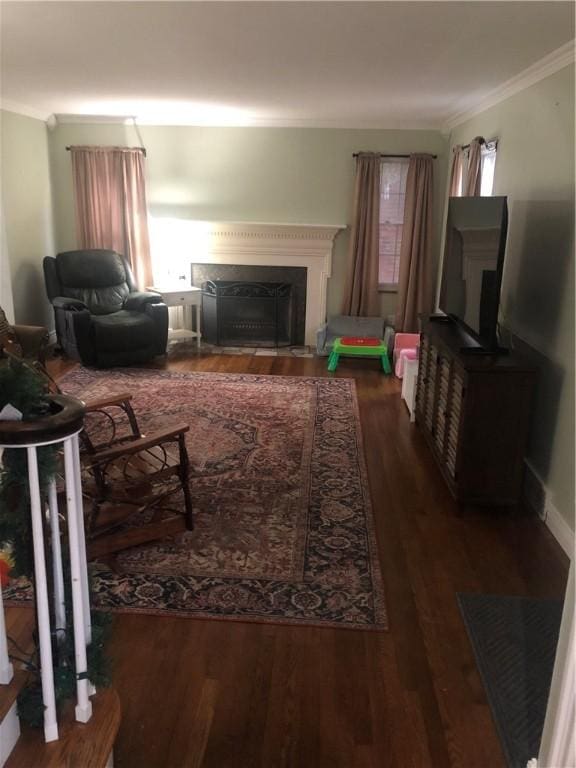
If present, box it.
[0,447,14,686]
[71,434,91,645]
[27,446,59,743]
[0,582,13,685]
[70,433,95,697]
[63,437,92,724]
[47,480,66,638]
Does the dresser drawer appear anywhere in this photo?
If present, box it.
[148,288,202,307]
[163,293,192,306]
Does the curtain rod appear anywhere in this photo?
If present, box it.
[65,145,147,157]
[459,137,498,151]
[460,139,483,151]
[352,152,437,159]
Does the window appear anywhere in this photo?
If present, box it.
[148,216,211,285]
[480,140,497,196]
[379,158,409,290]
[459,139,498,197]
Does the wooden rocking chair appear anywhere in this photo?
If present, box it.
[79,392,193,560]
[0,352,193,559]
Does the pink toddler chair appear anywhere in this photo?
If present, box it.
[393,333,420,378]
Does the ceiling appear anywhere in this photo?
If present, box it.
[1,1,574,129]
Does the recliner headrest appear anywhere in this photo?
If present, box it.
[56,250,130,289]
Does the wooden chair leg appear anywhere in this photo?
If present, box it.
[178,433,194,530]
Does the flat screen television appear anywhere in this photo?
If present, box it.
[438,196,508,352]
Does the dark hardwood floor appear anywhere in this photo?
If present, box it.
[16,349,570,767]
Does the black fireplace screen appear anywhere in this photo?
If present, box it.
[202,280,295,347]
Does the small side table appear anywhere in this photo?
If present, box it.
[402,356,419,422]
[148,285,202,350]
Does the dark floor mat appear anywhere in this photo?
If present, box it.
[458,593,563,768]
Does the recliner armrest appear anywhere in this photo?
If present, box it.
[51,296,88,311]
[144,302,169,355]
[123,291,163,311]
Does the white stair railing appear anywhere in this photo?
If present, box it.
[0,544,19,768]
[0,395,93,743]
[0,584,13,686]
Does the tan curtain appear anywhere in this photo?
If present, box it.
[395,154,434,333]
[449,145,464,197]
[70,146,153,289]
[341,153,381,316]
[464,136,484,196]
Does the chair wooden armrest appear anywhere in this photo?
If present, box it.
[87,423,190,464]
[78,385,194,558]
[84,393,134,412]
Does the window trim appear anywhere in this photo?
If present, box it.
[378,282,399,293]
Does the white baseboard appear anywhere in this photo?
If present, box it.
[0,701,20,767]
[48,329,57,345]
[524,461,574,560]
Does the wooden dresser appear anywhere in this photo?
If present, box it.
[415,320,536,507]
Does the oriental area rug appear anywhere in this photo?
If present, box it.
[7,368,387,631]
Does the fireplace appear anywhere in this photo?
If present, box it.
[185,223,343,346]
[194,263,306,346]
[202,280,296,347]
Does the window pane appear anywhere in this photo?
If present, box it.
[480,148,497,196]
[379,159,409,286]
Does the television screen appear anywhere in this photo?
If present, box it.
[439,196,508,348]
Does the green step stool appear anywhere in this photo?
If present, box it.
[327,336,392,373]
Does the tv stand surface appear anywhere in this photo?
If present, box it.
[415,320,536,507]
[428,314,506,354]
[459,344,509,356]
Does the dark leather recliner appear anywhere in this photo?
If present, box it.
[43,249,168,367]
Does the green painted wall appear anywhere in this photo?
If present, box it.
[48,123,447,317]
[447,64,575,532]
[1,110,55,328]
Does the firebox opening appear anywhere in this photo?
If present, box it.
[202,280,296,347]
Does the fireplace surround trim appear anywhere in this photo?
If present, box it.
[188,222,345,346]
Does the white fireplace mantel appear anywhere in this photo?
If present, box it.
[188,221,345,346]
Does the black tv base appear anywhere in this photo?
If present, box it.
[427,314,508,356]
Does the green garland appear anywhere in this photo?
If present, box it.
[0,357,56,575]
[0,446,58,576]
[0,356,50,418]
[0,356,111,726]
[17,593,112,728]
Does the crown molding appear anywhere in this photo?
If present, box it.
[0,99,51,122]
[54,112,441,130]
[443,40,575,133]
[54,114,134,125]
[228,116,442,130]
[136,117,441,131]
